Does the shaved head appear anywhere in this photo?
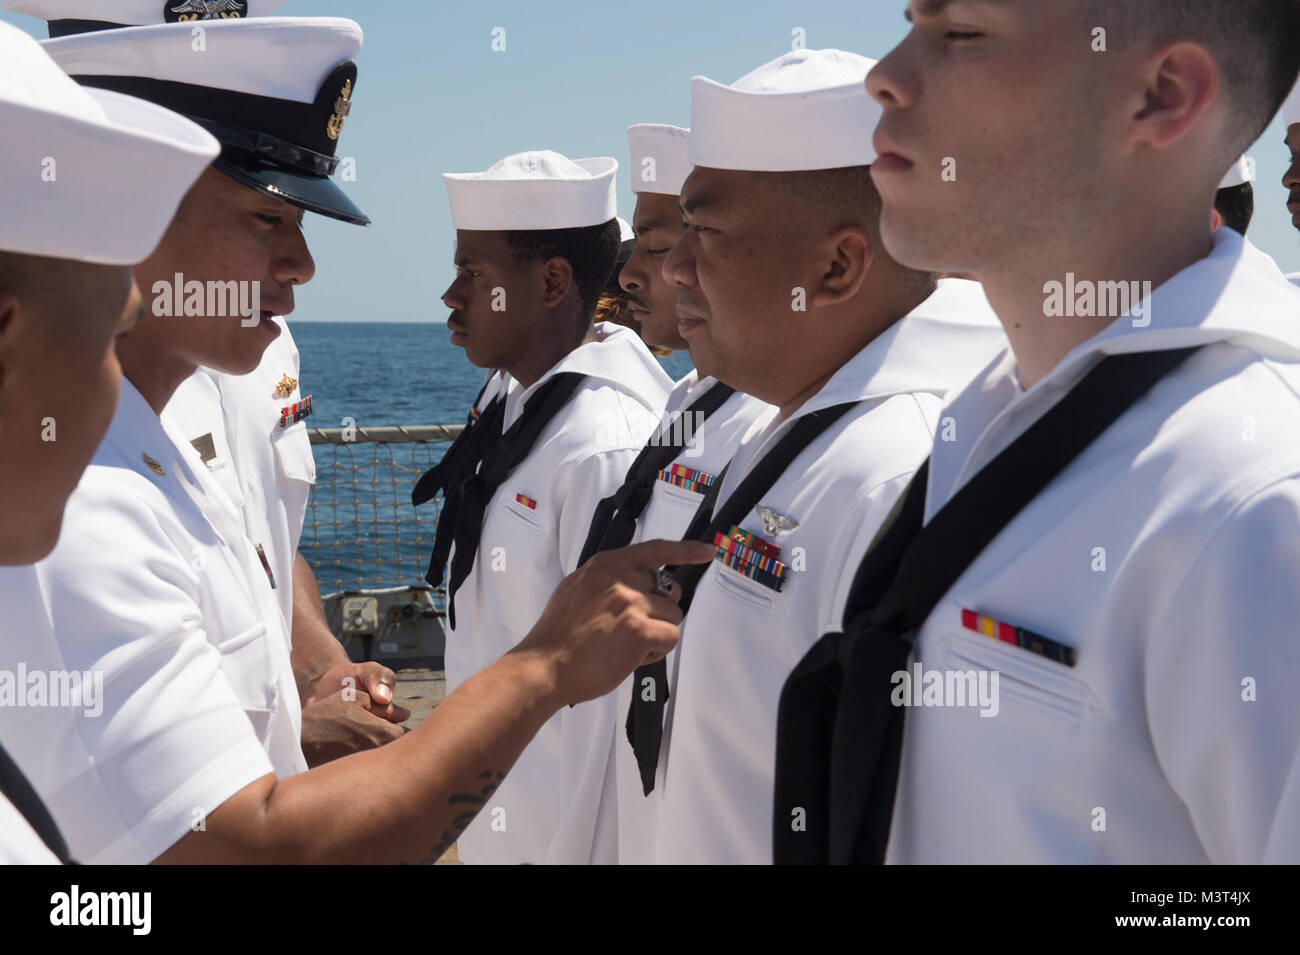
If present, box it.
[1083,0,1300,162]
[769,166,938,301]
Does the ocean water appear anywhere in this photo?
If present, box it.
[293,321,693,427]
[293,321,693,594]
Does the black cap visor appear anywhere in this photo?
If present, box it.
[216,157,370,226]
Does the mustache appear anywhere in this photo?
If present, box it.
[625,293,650,310]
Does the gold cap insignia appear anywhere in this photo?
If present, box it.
[326,79,353,141]
[165,0,248,23]
[142,453,166,477]
[274,374,298,399]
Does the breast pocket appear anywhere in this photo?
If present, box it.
[658,481,704,509]
[642,481,706,543]
[214,622,278,744]
[501,493,546,536]
[940,622,1091,722]
[272,422,316,485]
[711,561,777,612]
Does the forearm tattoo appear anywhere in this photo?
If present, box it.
[413,770,505,864]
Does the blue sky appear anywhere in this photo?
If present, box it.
[6,0,1298,323]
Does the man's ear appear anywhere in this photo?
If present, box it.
[810,226,874,309]
[1130,40,1218,153]
[541,255,576,308]
[1210,207,1223,231]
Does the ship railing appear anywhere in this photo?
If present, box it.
[303,424,463,601]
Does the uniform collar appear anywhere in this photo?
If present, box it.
[1027,229,1300,396]
[928,231,1300,514]
[510,321,673,415]
[674,367,703,393]
[100,378,202,488]
[103,376,250,544]
[785,278,1004,420]
[665,367,712,413]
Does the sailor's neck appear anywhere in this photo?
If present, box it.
[116,336,196,416]
[978,222,1214,390]
[506,321,598,390]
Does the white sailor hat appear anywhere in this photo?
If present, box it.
[627,124,691,196]
[2,0,291,35]
[1219,155,1255,189]
[0,19,218,265]
[444,151,619,231]
[35,15,370,225]
[1283,77,1300,130]
[689,49,880,172]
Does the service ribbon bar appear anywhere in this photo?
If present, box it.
[279,394,312,429]
[960,608,1077,667]
[657,462,718,495]
[712,527,788,592]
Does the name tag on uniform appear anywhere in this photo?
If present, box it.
[279,394,312,429]
[960,608,1076,667]
[657,462,717,495]
[713,524,789,592]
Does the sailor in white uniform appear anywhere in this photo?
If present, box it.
[883,230,1300,864]
[645,50,1005,864]
[0,19,219,863]
[4,379,312,863]
[775,0,1300,865]
[587,123,771,863]
[417,150,673,863]
[0,12,341,862]
[17,2,408,763]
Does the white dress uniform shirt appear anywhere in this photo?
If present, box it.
[885,231,1300,864]
[0,568,64,866]
[164,316,315,631]
[651,279,1005,864]
[0,380,307,864]
[1287,271,1300,289]
[609,369,771,863]
[449,321,672,864]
